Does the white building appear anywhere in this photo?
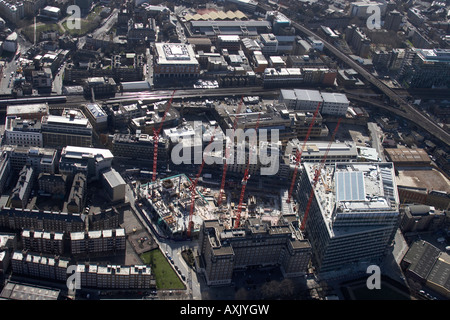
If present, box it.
[153,43,199,78]
[320,92,349,116]
[4,117,43,147]
[279,89,323,112]
[297,162,399,276]
[350,0,387,18]
[84,103,108,131]
[259,33,278,55]
[59,146,113,181]
[285,140,358,164]
[101,169,126,202]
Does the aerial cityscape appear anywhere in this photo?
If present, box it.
[0,0,448,304]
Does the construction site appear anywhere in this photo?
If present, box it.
[130,94,335,240]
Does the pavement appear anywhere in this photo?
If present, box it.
[120,175,203,300]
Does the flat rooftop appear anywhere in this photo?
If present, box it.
[384,148,431,164]
[320,92,350,104]
[396,168,450,193]
[62,146,113,160]
[102,168,126,188]
[6,103,49,116]
[0,282,60,300]
[155,43,198,65]
[304,162,399,235]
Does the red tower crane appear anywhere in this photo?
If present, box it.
[152,90,176,182]
[187,127,218,237]
[300,118,342,231]
[287,102,322,203]
[217,96,244,206]
[234,112,261,229]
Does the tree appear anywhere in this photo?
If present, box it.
[235,287,249,300]
[279,278,295,299]
[261,280,281,299]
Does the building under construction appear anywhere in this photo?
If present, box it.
[138,174,214,238]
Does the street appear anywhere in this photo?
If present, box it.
[120,164,202,300]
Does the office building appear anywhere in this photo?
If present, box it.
[285,140,357,164]
[41,110,93,148]
[297,162,400,276]
[350,1,386,18]
[217,35,241,51]
[4,117,43,148]
[407,7,426,27]
[84,77,116,98]
[252,51,268,73]
[400,48,450,89]
[187,20,271,38]
[279,89,323,112]
[259,34,278,55]
[129,106,180,135]
[263,68,303,88]
[111,133,169,162]
[153,43,200,79]
[400,204,446,233]
[3,146,57,174]
[6,103,49,121]
[198,217,311,286]
[84,103,108,132]
[127,18,157,43]
[290,111,327,139]
[101,169,126,203]
[279,89,349,116]
[320,92,350,116]
[59,146,113,181]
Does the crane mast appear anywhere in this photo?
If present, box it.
[300,118,342,231]
[234,112,261,229]
[152,90,176,183]
[217,96,244,206]
[287,102,322,203]
[187,127,217,237]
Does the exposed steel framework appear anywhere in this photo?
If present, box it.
[234,112,261,229]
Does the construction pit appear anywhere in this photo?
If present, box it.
[136,173,293,239]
